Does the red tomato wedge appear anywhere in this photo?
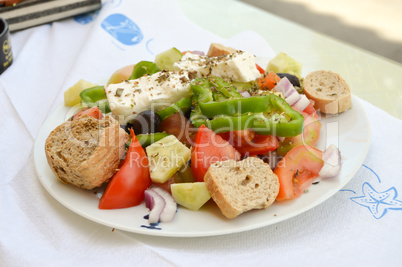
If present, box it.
[277,110,321,156]
[274,145,324,201]
[218,130,255,147]
[301,101,317,118]
[256,71,281,90]
[99,128,151,209]
[292,99,318,119]
[73,106,103,120]
[256,64,265,74]
[236,134,279,156]
[191,125,240,182]
[219,130,279,156]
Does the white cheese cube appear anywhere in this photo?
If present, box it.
[174,51,260,82]
[105,70,193,125]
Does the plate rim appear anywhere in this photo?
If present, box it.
[33,94,371,237]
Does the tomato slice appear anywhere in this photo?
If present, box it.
[256,71,281,90]
[99,129,151,209]
[237,134,279,156]
[255,64,265,74]
[191,125,240,182]
[157,112,196,146]
[218,130,254,146]
[274,145,324,201]
[277,110,321,156]
[292,99,318,119]
[153,175,176,194]
[219,130,279,156]
[73,106,103,120]
[301,101,317,118]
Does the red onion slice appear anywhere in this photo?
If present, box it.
[239,91,251,98]
[274,77,296,97]
[319,145,341,178]
[285,91,301,106]
[274,77,309,109]
[277,136,285,142]
[152,186,177,222]
[144,188,165,224]
[294,94,310,112]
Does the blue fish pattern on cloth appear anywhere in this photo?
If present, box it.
[342,164,402,219]
[101,13,143,45]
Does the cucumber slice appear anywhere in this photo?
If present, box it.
[146,135,191,183]
[171,182,211,211]
[154,47,183,71]
[64,79,97,107]
[267,52,302,77]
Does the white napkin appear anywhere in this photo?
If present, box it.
[1,0,401,266]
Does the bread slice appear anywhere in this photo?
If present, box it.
[204,157,279,219]
[207,43,237,57]
[45,115,129,190]
[303,70,352,114]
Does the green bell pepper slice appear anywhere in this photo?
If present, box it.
[129,61,160,80]
[191,76,241,103]
[156,76,235,121]
[156,97,192,121]
[231,81,259,92]
[79,86,111,114]
[192,95,303,137]
[198,96,270,118]
[190,77,304,137]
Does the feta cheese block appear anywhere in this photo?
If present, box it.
[106,70,193,125]
[174,51,260,83]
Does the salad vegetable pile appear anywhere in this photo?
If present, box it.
[62,44,343,223]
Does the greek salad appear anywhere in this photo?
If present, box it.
[62,45,342,223]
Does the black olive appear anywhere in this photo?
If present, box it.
[184,106,193,120]
[125,110,161,135]
[276,73,301,88]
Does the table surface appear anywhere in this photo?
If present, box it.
[179,0,402,119]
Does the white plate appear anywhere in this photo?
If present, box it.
[34,95,370,237]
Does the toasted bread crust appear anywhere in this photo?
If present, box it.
[207,43,237,57]
[204,157,279,219]
[45,115,129,189]
[303,70,351,114]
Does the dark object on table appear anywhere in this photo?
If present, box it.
[0,0,25,7]
[0,0,101,32]
[0,17,12,75]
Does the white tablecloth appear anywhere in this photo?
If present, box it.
[1,0,401,266]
